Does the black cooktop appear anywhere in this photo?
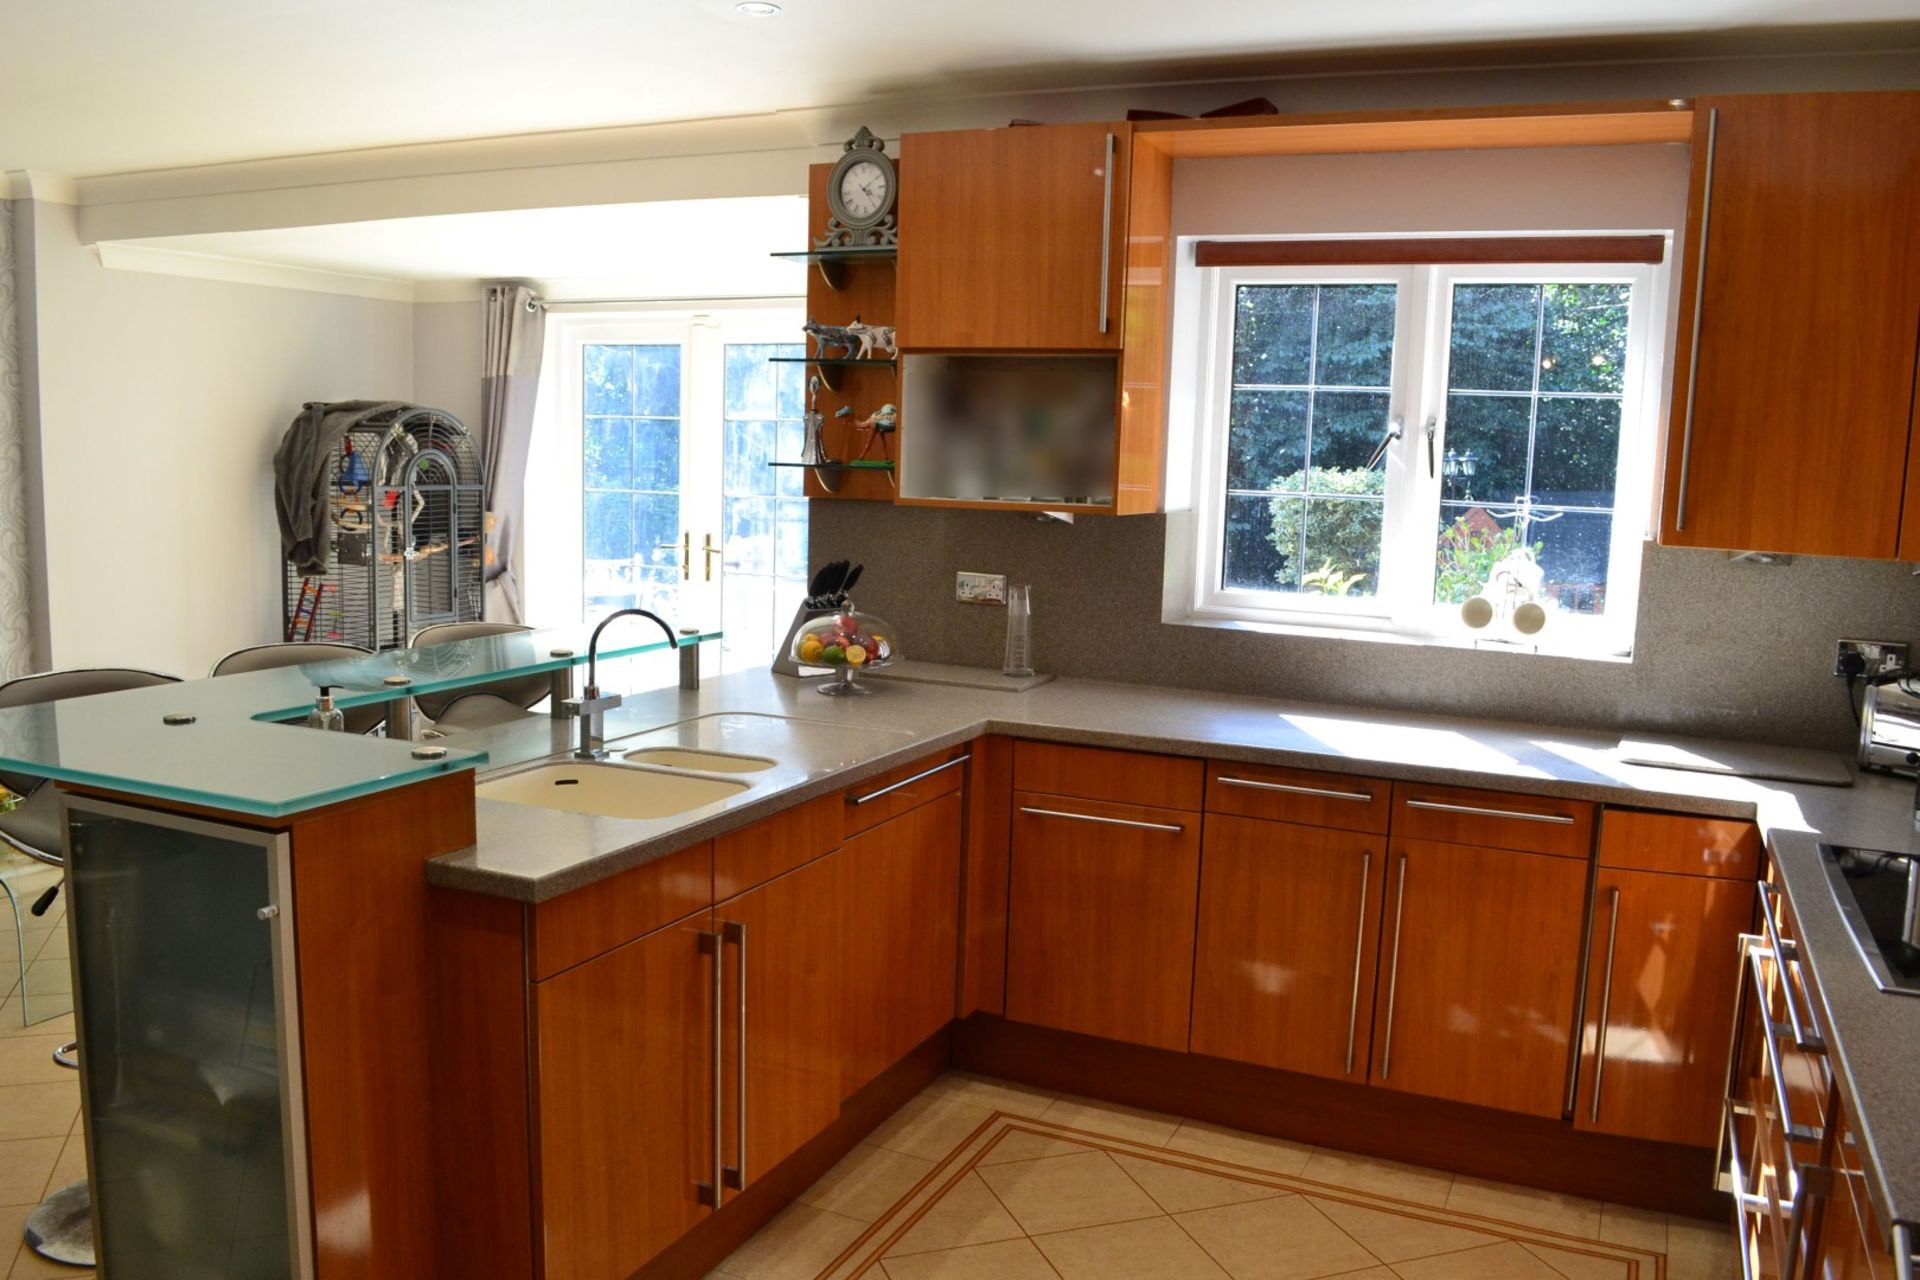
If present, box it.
[1818,844,1920,997]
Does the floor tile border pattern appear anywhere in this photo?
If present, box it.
[814,1114,1667,1280]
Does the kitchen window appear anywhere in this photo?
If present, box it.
[1182,252,1664,656]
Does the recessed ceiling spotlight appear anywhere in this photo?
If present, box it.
[736,2,782,14]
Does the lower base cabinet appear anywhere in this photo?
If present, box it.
[839,790,963,1094]
[533,912,718,1280]
[1371,837,1587,1117]
[1190,813,1387,1080]
[1573,867,1755,1147]
[1006,792,1203,1051]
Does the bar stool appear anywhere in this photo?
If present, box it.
[209,640,384,734]
[409,622,548,731]
[0,667,180,1268]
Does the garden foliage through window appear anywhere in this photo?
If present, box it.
[1195,255,1659,652]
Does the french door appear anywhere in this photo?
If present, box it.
[537,308,808,673]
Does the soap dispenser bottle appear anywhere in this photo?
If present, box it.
[307,686,346,732]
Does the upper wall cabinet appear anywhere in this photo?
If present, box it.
[1660,92,1920,558]
[897,123,1132,351]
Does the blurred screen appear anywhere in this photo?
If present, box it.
[901,354,1118,505]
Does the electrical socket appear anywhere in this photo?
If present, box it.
[1835,638,1909,678]
[955,572,1007,606]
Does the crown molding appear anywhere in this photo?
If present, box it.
[94,242,415,302]
[4,171,79,204]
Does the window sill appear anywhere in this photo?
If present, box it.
[1164,609,1633,665]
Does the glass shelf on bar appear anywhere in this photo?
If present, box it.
[768,461,895,472]
[769,246,896,266]
[766,357,896,369]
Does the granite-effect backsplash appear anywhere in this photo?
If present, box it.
[809,500,1920,753]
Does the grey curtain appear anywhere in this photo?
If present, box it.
[0,201,32,680]
[479,282,545,622]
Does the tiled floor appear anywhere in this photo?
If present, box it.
[0,865,89,1279]
[715,1073,1741,1280]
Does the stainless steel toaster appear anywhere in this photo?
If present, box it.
[1860,678,1920,775]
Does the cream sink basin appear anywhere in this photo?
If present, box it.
[620,747,776,774]
[478,761,747,820]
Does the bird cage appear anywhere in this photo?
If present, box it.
[283,406,486,650]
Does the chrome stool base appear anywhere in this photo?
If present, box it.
[24,1181,92,1265]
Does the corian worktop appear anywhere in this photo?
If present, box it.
[430,665,1920,1246]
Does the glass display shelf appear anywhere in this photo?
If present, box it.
[765,357,895,369]
[767,460,895,471]
[0,626,721,819]
[769,245,895,289]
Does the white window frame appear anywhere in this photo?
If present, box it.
[1181,253,1665,659]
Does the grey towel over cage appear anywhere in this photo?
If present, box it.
[273,403,486,650]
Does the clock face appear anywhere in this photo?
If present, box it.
[837,159,890,222]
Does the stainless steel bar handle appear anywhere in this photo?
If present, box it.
[1378,854,1408,1079]
[723,921,748,1191]
[1721,1099,1764,1280]
[1405,798,1574,825]
[1217,776,1373,804]
[1748,944,1825,1147]
[1344,852,1371,1076]
[847,754,969,806]
[700,930,724,1208]
[1097,132,1115,335]
[1589,886,1622,1124]
[1893,1222,1915,1280]
[1757,882,1825,1052]
[1018,806,1185,834]
[1714,934,1760,1186]
[1674,106,1718,532]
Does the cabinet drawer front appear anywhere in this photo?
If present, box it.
[1014,740,1203,811]
[530,841,714,981]
[1599,809,1761,879]
[1390,783,1594,858]
[714,794,841,900]
[843,747,968,838]
[1006,793,1201,1051]
[1205,760,1389,833]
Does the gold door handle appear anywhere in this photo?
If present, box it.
[655,532,691,580]
[702,533,722,582]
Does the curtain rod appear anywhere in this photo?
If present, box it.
[524,293,805,312]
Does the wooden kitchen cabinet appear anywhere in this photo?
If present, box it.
[1572,866,1756,1147]
[1190,814,1389,1080]
[532,912,717,1280]
[838,789,964,1094]
[1660,92,1920,558]
[1370,837,1588,1117]
[1006,791,1202,1050]
[897,122,1131,351]
[716,848,850,1186]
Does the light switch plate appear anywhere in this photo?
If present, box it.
[956,572,1007,605]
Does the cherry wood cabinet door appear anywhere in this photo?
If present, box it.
[716,848,850,1187]
[1662,92,1920,557]
[532,912,716,1280]
[1573,868,1755,1147]
[1005,792,1202,1050]
[897,122,1131,351]
[839,790,964,1095]
[1370,838,1587,1117]
[1190,815,1389,1081]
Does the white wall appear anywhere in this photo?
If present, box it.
[21,200,414,678]
[412,300,483,430]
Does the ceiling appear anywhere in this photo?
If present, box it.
[115,196,813,298]
[4,0,1916,178]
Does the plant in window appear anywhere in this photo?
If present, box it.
[1433,513,1543,606]
[1266,466,1385,590]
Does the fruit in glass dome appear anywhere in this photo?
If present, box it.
[823,645,846,664]
[861,637,880,660]
[845,645,867,666]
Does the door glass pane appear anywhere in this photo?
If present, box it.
[1435,281,1632,617]
[722,343,809,670]
[1221,284,1394,602]
[582,344,682,623]
[70,808,297,1279]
